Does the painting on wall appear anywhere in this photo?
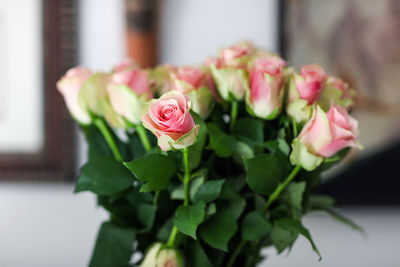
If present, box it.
[0,0,78,181]
[281,0,400,205]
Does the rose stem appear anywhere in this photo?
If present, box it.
[167,147,191,247]
[229,101,239,132]
[262,165,302,213]
[227,165,302,266]
[292,120,298,137]
[93,118,123,161]
[136,123,152,152]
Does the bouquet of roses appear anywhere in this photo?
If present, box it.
[57,42,362,267]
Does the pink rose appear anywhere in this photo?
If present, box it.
[319,76,357,111]
[287,65,327,123]
[295,65,327,104]
[57,66,92,124]
[108,68,153,125]
[170,66,216,118]
[245,55,286,119]
[112,58,138,73]
[142,91,200,151]
[290,104,360,170]
[219,42,254,68]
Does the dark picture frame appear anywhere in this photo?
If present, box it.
[279,0,400,206]
[0,0,77,181]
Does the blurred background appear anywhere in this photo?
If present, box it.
[0,0,399,266]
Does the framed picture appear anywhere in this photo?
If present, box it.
[0,0,77,180]
[281,0,400,205]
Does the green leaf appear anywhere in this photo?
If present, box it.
[89,222,136,267]
[186,240,213,267]
[173,202,206,239]
[75,150,134,195]
[286,182,306,218]
[136,203,157,233]
[276,218,322,260]
[189,112,208,169]
[206,122,236,157]
[270,224,298,253]
[308,194,335,210]
[171,175,205,201]
[241,211,272,242]
[200,208,238,251]
[205,203,217,219]
[246,154,283,195]
[193,180,225,203]
[124,154,177,192]
[324,208,365,235]
[233,118,264,144]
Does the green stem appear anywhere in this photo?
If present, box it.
[136,124,152,152]
[183,147,191,206]
[166,148,191,248]
[153,191,160,206]
[292,120,298,137]
[263,165,302,213]
[227,240,246,267]
[166,226,179,247]
[93,118,123,161]
[229,101,239,132]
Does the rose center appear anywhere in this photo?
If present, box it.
[161,105,176,120]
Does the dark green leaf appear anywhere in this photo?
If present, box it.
[193,180,225,203]
[324,208,365,235]
[75,150,134,195]
[187,240,214,267]
[89,222,135,267]
[286,182,306,218]
[246,154,283,195]
[308,194,335,210]
[189,112,208,169]
[241,211,272,242]
[276,218,322,260]
[136,203,157,233]
[200,209,238,251]
[206,122,236,157]
[124,154,177,192]
[233,118,264,144]
[173,202,206,239]
[270,224,298,253]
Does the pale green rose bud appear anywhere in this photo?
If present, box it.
[318,76,357,111]
[140,243,184,267]
[210,64,249,101]
[78,72,125,128]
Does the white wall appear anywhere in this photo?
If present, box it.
[0,1,399,267]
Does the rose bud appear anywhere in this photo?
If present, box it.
[287,65,327,123]
[57,66,93,124]
[140,243,185,267]
[150,64,177,96]
[107,68,153,125]
[170,66,215,118]
[318,76,357,111]
[290,104,360,171]
[245,55,286,120]
[209,42,254,101]
[142,91,200,151]
[112,58,138,73]
[78,72,126,128]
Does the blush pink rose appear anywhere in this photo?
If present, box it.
[290,104,360,170]
[108,68,153,125]
[142,91,200,151]
[57,66,92,124]
[246,55,286,119]
[319,76,357,111]
[295,65,327,104]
